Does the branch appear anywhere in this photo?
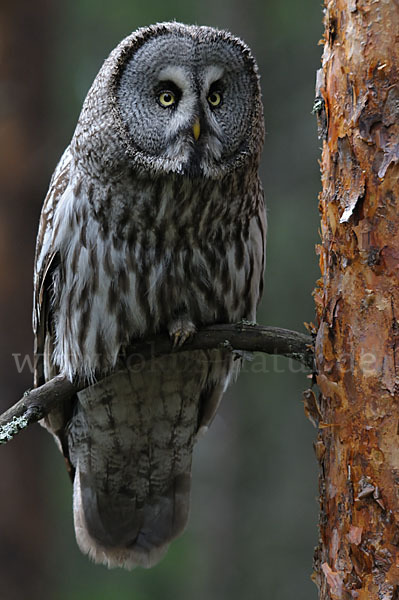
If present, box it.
[0,375,77,443]
[0,323,314,445]
[125,323,314,368]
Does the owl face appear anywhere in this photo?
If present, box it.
[114,26,260,178]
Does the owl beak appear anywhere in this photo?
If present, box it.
[193,118,201,141]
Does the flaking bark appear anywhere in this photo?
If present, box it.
[313,1,399,598]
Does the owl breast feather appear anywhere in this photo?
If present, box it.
[50,163,263,381]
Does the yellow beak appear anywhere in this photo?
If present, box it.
[193,118,201,141]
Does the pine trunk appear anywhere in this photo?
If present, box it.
[313,1,399,598]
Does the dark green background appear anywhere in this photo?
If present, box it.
[3,1,323,598]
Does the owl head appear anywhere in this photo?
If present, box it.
[74,22,264,180]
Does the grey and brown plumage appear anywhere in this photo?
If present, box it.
[33,22,266,569]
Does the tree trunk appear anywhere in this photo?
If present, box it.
[313,0,399,598]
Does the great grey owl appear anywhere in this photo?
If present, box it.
[33,22,266,569]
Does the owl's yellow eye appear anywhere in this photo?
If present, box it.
[158,91,176,107]
[207,91,222,107]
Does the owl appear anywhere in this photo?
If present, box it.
[33,22,266,569]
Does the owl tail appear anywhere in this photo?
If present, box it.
[67,358,204,569]
[72,460,191,569]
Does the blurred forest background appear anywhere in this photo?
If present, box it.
[0,1,322,598]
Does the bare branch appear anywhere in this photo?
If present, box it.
[0,323,314,445]
[0,375,77,443]
[125,323,314,368]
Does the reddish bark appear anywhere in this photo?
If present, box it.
[313,1,399,598]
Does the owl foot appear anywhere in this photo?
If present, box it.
[168,319,196,348]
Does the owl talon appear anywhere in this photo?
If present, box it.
[169,320,196,348]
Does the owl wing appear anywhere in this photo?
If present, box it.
[33,147,76,460]
[33,146,72,386]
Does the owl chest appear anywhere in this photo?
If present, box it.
[103,229,236,332]
[85,186,245,327]
[70,218,243,329]
[53,182,254,377]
